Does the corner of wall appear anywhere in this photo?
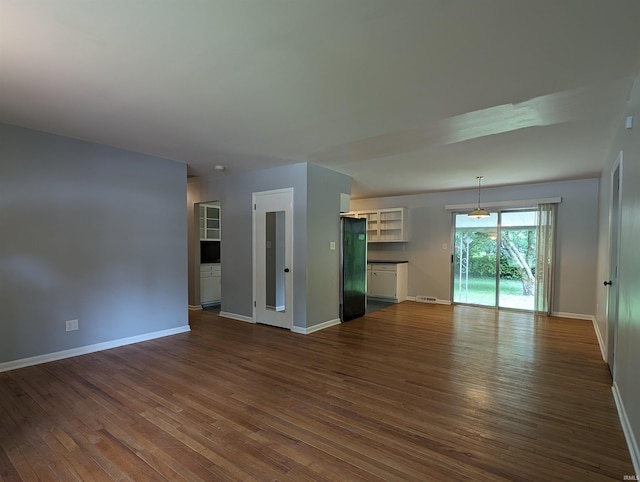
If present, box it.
[292,318,341,334]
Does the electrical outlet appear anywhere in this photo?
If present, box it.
[65,319,78,332]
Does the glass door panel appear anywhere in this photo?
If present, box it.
[453,213,498,306]
[499,211,537,310]
[265,210,286,312]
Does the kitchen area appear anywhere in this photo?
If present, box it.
[340,207,410,321]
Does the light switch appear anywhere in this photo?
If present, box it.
[442,243,448,250]
[330,241,336,250]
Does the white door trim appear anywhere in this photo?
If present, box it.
[252,188,294,329]
[606,151,623,376]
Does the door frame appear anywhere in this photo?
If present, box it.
[252,188,294,329]
[606,151,623,376]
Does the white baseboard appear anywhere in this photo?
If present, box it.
[551,311,593,320]
[219,311,254,323]
[612,383,640,477]
[188,304,203,311]
[0,325,191,374]
[291,318,341,335]
[591,317,607,361]
[218,311,339,334]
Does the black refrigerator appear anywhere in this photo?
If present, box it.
[340,217,367,321]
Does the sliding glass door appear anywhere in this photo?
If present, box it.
[453,207,554,312]
[453,213,498,306]
[498,211,537,310]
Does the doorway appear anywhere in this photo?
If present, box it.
[253,188,293,329]
[197,201,222,311]
[453,208,548,311]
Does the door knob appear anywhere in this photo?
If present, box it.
[603,280,612,286]
[284,268,290,273]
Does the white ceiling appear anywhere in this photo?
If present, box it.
[2,0,640,198]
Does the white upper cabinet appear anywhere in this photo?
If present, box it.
[346,207,409,242]
[199,204,221,240]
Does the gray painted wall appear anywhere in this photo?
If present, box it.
[187,162,351,329]
[0,124,188,364]
[351,178,599,317]
[596,75,640,466]
[189,163,307,322]
[306,163,352,326]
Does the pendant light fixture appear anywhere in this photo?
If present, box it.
[468,176,490,218]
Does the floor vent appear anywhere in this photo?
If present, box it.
[416,296,437,304]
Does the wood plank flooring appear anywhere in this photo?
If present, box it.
[0,303,634,481]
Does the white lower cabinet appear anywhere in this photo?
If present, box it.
[367,263,408,302]
[200,264,221,305]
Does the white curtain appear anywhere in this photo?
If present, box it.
[535,203,557,314]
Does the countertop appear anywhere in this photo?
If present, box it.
[367,260,409,264]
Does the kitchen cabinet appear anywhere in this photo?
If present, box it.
[199,204,221,240]
[346,208,409,242]
[367,262,408,302]
[200,264,221,305]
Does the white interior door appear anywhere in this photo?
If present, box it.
[606,153,622,377]
[253,188,293,329]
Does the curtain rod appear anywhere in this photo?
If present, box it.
[445,197,562,210]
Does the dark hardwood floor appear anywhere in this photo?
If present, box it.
[0,303,634,481]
